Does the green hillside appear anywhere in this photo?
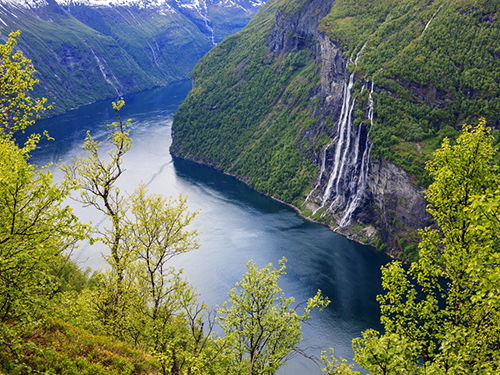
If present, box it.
[320,0,500,182]
[171,0,328,204]
[171,0,500,253]
[173,0,500,193]
[0,3,212,115]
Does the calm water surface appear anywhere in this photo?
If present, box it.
[30,81,390,374]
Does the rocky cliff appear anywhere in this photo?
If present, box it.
[171,0,499,258]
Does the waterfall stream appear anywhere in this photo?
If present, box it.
[196,0,216,45]
[339,81,374,226]
[311,46,373,227]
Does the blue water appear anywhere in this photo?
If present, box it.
[29,81,390,374]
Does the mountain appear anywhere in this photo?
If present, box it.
[0,0,267,114]
[170,0,500,259]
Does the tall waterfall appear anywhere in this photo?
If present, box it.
[339,81,374,226]
[311,49,374,227]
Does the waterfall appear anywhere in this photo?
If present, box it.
[421,3,445,37]
[89,47,120,95]
[196,0,216,45]
[304,135,337,205]
[339,82,374,226]
[312,45,374,227]
[321,73,355,208]
[148,41,160,67]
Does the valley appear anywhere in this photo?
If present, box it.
[0,0,267,114]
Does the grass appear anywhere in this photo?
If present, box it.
[0,319,159,375]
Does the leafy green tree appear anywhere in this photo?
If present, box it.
[323,120,500,374]
[0,30,50,136]
[218,258,329,375]
[62,102,225,375]
[0,32,88,372]
[0,135,88,323]
[125,184,199,326]
[61,99,133,336]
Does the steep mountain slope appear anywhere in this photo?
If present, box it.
[0,0,267,114]
[171,0,500,258]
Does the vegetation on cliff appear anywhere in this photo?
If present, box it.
[172,0,329,205]
[320,0,500,183]
[2,3,211,115]
[170,0,500,257]
[172,0,500,199]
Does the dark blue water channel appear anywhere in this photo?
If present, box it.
[29,81,391,374]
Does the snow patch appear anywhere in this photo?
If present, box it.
[1,0,265,10]
[58,0,175,9]
[1,0,48,8]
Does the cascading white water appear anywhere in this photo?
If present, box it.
[312,45,374,227]
[199,0,216,45]
[321,73,355,208]
[148,42,160,67]
[339,81,374,226]
[304,135,337,205]
[421,3,445,37]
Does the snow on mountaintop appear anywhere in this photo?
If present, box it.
[218,0,264,7]
[57,0,174,8]
[0,0,264,9]
[1,0,48,8]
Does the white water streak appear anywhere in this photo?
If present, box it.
[339,81,374,226]
[193,0,215,45]
[305,135,337,206]
[148,41,160,67]
[321,74,355,207]
[421,3,445,37]
[307,43,375,225]
[90,48,120,95]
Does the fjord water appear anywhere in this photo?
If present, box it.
[30,81,390,374]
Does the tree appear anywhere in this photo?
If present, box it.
[323,120,500,374]
[218,258,329,375]
[124,185,206,374]
[0,136,88,321]
[61,101,225,375]
[0,32,88,372]
[0,30,50,137]
[61,99,133,336]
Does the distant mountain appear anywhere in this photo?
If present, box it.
[171,0,500,258]
[0,0,267,114]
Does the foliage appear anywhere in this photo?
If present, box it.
[0,318,160,375]
[171,0,322,203]
[218,258,329,375]
[0,136,89,371]
[62,99,132,295]
[323,121,500,374]
[0,30,50,135]
[0,31,90,372]
[61,100,227,375]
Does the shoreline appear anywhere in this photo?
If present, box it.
[171,155,396,260]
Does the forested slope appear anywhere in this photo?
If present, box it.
[0,0,267,115]
[171,0,500,257]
